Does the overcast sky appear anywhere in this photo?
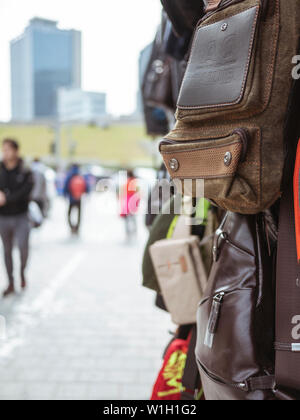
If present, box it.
[0,0,162,121]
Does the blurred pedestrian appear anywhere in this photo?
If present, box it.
[55,168,66,196]
[64,164,88,235]
[31,158,49,217]
[119,170,140,241]
[0,139,33,297]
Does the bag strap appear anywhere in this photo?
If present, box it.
[274,37,300,397]
[181,326,201,400]
[170,198,211,240]
[247,375,275,392]
[203,0,222,12]
[275,169,300,396]
[172,215,192,239]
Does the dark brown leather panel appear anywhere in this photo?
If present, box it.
[196,212,275,400]
[199,371,276,400]
[177,6,259,109]
[276,184,300,392]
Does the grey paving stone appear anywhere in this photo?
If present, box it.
[0,195,173,400]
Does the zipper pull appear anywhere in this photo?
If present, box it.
[213,230,227,262]
[204,292,225,349]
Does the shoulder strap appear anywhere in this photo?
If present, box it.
[172,215,192,239]
[275,38,300,397]
[181,326,201,400]
[203,0,222,12]
[275,177,300,397]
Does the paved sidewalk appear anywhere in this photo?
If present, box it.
[0,193,173,400]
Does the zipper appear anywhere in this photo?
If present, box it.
[160,128,249,161]
[204,292,225,349]
[197,360,249,391]
[203,288,254,347]
[200,288,255,344]
[213,229,228,262]
[213,228,255,263]
[200,290,249,391]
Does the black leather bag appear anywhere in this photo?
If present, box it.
[161,0,204,37]
[142,14,174,112]
[196,212,276,400]
[143,105,169,137]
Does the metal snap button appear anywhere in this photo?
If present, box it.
[224,152,232,167]
[221,23,228,31]
[169,158,179,172]
[153,59,164,74]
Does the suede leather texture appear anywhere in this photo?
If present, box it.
[162,0,300,214]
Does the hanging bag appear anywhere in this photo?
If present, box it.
[150,214,208,325]
[160,0,300,214]
[196,211,276,400]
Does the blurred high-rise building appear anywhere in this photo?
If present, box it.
[10,17,81,122]
[58,88,107,123]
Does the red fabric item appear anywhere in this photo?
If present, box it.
[119,177,140,217]
[294,140,300,263]
[69,175,86,200]
[151,338,190,400]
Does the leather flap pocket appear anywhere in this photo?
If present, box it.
[178,4,260,109]
[160,132,244,180]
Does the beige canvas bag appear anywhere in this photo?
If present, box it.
[150,214,208,325]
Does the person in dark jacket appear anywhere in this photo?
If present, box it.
[0,139,33,297]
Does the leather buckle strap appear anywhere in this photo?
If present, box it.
[275,342,300,352]
[247,375,275,392]
[181,326,200,401]
[273,387,298,401]
[181,389,199,401]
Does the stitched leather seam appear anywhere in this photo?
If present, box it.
[254,0,280,115]
[161,140,241,155]
[166,123,258,140]
[172,174,235,180]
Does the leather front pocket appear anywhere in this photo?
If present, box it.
[195,212,275,400]
[196,230,259,388]
[176,0,279,123]
[198,288,257,382]
[196,288,259,399]
[160,127,262,213]
[160,130,245,180]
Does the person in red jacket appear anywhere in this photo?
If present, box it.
[119,170,140,241]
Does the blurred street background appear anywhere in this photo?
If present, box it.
[0,0,178,401]
[0,191,172,400]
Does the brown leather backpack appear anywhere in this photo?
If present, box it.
[159,0,300,215]
[195,211,277,400]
